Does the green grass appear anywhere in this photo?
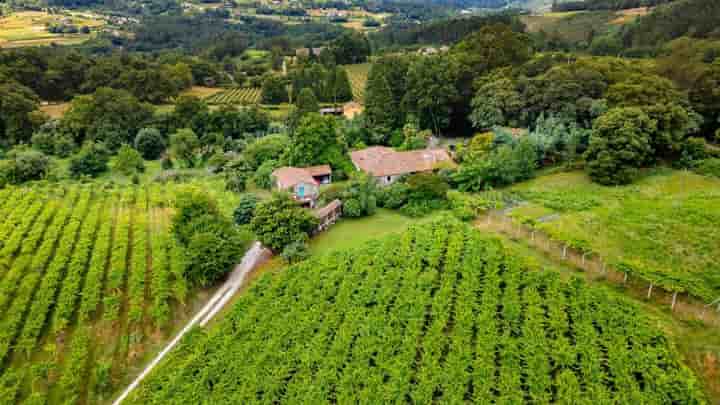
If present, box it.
[506,169,720,302]
[309,208,442,255]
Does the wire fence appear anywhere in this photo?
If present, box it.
[479,213,720,327]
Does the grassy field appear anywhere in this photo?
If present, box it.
[344,63,370,103]
[309,208,443,254]
[0,10,104,48]
[506,169,720,302]
[521,10,616,43]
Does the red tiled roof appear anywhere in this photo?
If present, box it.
[305,165,332,177]
[350,147,454,177]
[272,167,318,190]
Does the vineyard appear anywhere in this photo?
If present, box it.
[0,182,239,404]
[508,169,720,303]
[344,63,369,103]
[204,87,261,105]
[129,220,703,403]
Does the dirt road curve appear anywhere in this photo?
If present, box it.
[112,242,271,405]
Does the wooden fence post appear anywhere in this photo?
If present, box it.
[581,253,586,265]
[562,244,567,260]
[671,292,678,311]
[531,231,535,241]
[623,272,628,284]
[647,283,653,299]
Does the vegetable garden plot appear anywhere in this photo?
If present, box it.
[130,219,704,404]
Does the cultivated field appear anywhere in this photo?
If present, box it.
[507,169,720,303]
[344,63,370,103]
[0,181,240,404]
[0,10,104,48]
[205,87,262,105]
[128,220,703,403]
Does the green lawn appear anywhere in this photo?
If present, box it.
[309,209,441,255]
[506,169,720,302]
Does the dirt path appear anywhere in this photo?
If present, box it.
[111,242,271,405]
[475,213,720,327]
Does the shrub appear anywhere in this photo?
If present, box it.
[233,194,259,225]
[281,240,310,264]
[377,182,409,209]
[252,159,279,190]
[69,142,110,178]
[251,193,318,251]
[0,149,51,184]
[134,128,166,160]
[112,145,145,176]
[343,198,362,217]
[185,229,249,287]
[695,158,720,178]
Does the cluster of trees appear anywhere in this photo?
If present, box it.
[288,63,353,104]
[618,0,720,49]
[552,0,676,12]
[364,24,531,138]
[0,48,196,103]
[172,191,251,287]
[369,14,524,49]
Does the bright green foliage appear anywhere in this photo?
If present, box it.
[69,142,110,178]
[170,128,200,168]
[250,192,318,251]
[585,107,655,185]
[112,144,145,176]
[510,170,720,301]
[233,193,260,225]
[260,75,288,104]
[128,221,705,404]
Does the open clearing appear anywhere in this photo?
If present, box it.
[0,10,104,48]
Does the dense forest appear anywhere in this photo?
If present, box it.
[552,0,676,11]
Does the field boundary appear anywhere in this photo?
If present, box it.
[476,212,720,327]
[112,242,272,405]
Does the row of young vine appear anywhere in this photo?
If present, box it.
[0,183,191,404]
[129,219,705,404]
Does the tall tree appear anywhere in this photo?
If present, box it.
[402,57,459,135]
[364,56,410,142]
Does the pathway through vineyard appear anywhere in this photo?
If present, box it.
[112,242,272,405]
[475,212,720,327]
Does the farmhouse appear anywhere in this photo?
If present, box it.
[350,146,454,186]
[271,165,332,207]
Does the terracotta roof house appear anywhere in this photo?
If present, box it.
[271,165,332,207]
[350,146,454,186]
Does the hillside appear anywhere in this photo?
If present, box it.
[129,220,703,403]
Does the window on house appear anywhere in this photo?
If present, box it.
[386,176,391,182]
[298,185,305,197]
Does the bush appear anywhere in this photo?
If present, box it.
[31,123,76,157]
[225,170,248,193]
[251,193,318,252]
[185,229,249,287]
[69,142,110,178]
[252,159,279,190]
[134,128,166,160]
[0,149,51,184]
[281,240,310,264]
[377,182,409,209]
[233,194,260,225]
[161,156,174,170]
[112,145,145,176]
[343,198,362,217]
[399,200,447,217]
[695,158,720,178]
[172,191,251,287]
[406,172,449,203]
